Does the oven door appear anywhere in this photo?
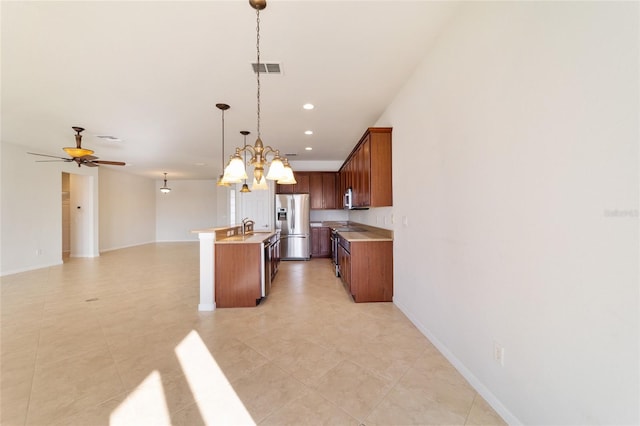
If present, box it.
[331,230,339,276]
[263,242,272,297]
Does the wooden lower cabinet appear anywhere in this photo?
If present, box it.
[340,240,393,302]
[215,244,262,307]
[311,227,331,257]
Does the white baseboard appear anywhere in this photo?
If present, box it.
[99,240,156,253]
[198,303,216,311]
[393,298,522,426]
[1,260,64,277]
[69,253,99,258]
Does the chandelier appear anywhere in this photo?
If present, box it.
[221,0,295,187]
[160,173,171,193]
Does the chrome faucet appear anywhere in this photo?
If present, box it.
[241,217,255,235]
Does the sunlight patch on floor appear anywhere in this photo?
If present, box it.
[110,370,171,426]
[175,330,255,425]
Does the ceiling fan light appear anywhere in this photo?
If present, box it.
[63,147,94,157]
[240,183,251,193]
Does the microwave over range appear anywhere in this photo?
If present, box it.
[343,187,369,210]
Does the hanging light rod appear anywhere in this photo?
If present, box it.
[216,103,234,187]
[221,0,296,186]
[239,131,251,193]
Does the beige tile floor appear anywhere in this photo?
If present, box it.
[1,242,506,426]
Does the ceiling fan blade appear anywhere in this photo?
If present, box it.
[79,155,98,160]
[27,152,70,160]
[92,160,126,166]
[82,161,99,167]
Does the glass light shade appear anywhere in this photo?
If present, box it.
[265,157,285,180]
[216,174,231,187]
[240,183,251,193]
[63,147,94,157]
[160,187,171,194]
[251,176,268,190]
[223,155,248,181]
[277,165,296,184]
[221,172,243,184]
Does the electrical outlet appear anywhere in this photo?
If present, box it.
[493,341,505,366]
[36,249,43,256]
[390,214,395,224]
[402,216,409,227]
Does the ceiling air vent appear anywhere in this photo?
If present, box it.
[251,62,282,74]
[96,135,121,142]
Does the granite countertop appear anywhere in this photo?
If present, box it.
[324,221,394,242]
[215,231,276,244]
[337,230,393,242]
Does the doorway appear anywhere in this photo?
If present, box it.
[62,172,70,260]
[62,172,98,259]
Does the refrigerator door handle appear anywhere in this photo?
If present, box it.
[291,197,295,232]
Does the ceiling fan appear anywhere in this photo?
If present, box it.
[28,126,126,168]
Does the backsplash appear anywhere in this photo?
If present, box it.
[310,209,349,222]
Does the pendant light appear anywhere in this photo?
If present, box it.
[221,0,294,185]
[239,131,251,193]
[216,103,237,187]
[160,173,171,193]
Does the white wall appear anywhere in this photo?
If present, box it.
[98,167,156,252]
[1,141,99,275]
[354,2,639,425]
[155,179,220,241]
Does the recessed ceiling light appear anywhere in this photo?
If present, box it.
[303,103,314,110]
[96,135,122,142]
[194,162,206,166]
[305,147,312,151]
[304,130,313,135]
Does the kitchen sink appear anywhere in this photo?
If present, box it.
[335,227,367,232]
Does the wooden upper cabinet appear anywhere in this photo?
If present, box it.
[339,127,392,208]
[305,172,338,210]
[276,172,310,194]
[294,173,310,193]
[309,173,323,209]
[322,173,336,209]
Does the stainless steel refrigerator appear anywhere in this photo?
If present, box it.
[275,194,310,260]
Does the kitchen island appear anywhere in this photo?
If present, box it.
[193,225,279,310]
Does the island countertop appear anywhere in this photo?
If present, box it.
[214,231,277,244]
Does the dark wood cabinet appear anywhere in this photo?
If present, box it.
[322,173,337,209]
[338,238,393,303]
[308,172,337,210]
[338,127,392,208]
[276,172,310,194]
[215,244,262,307]
[309,173,323,209]
[311,227,331,257]
[277,171,338,208]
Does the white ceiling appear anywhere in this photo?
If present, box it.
[2,0,459,179]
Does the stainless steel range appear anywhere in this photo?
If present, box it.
[331,228,339,276]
